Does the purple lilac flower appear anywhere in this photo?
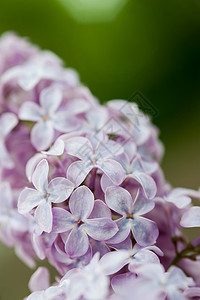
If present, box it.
[18,159,74,232]
[0,32,38,74]
[19,86,78,150]
[0,112,18,168]
[105,186,158,245]
[1,51,63,91]
[0,181,27,245]
[180,206,200,227]
[111,264,194,300]
[52,186,118,257]
[46,135,125,187]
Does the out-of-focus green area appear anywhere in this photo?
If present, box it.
[0,0,200,299]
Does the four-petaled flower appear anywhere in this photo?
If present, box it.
[52,185,118,257]
[19,86,77,150]
[0,182,27,245]
[18,159,74,233]
[0,112,18,169]
[105,186,158,246]
[61,136,125,187]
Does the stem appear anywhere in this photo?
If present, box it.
[170,243,200,267]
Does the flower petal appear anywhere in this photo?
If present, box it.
[35,201,53,233]
[31,121,54,151]
[53,112,78,132]
[32,159,49,193]
[100,250,130,275]
[65,227,89,257]
[69,186,94,220]
[85,218,118,240]
[131,217,159,246]
[0,112,18,136]
[42,138,65,156]
[105,186,133,215]
[0,139,14,169]
[40,86,63,115]
[67,160,93,187]
[18,188,43,214]
[0,182,12,210]
[128,172,157,199]
[19,102,42,122]
[25,153,46,182]
[97,158,124,185]
[133,191,155,216]
[180,207,200,227]
[28,267,50,292]
[89,200,112,219]
[48,177,74,203]
[106,218,130,244]
[52,207,75,233]
[64,136,93,160]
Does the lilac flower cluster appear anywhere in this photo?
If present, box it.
[0,32,200,300]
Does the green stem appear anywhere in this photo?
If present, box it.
[170,244,200,267]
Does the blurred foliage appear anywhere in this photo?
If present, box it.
[0,0,200,299]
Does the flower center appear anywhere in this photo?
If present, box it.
[45,193,50,202]
[42,115,50,121]
[77,218,84,227]
[126,213,133,219]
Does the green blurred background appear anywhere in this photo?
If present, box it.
[0,0,200,299]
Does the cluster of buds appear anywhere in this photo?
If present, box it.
[0,32,200,300]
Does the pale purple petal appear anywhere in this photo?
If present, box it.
[32,159,49,192]
[67,160,93,187]
[67,98,90,115]
[106,218,130,244]
[180,207,200,227]
[100,250,130,275]
[133,191,155,216]
[89,200,112,219]
[167,266,194,288]
[52,111,78,132]
[111,273,136,294]
[167,289,187,300]
[129,172,157,199]
[129,249,160,272]
[85,218,118,240]
[167,188,200,208]
[19,102,42,122]
[0,182,12,210]
[65,227,89,257]
[48,177,74,203]
[40,86,63,115]
[131,217,159,246]
[69,186,94,220]
[105,186,133,215]
[31,121,54,151]
[25,153,47,182]
[35,201,53,233]
[18,188,43,214]
[42,138,65,156]
[52,207,75,233]
[0,139,14,169]
[97,158,124,185]
[100,173,115,192]
[137,263,164,281]
[0,112,18,136]
[28,267,50,292]
[184,287,200,298]
[96,140,124,159]
[64,136,93,160]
